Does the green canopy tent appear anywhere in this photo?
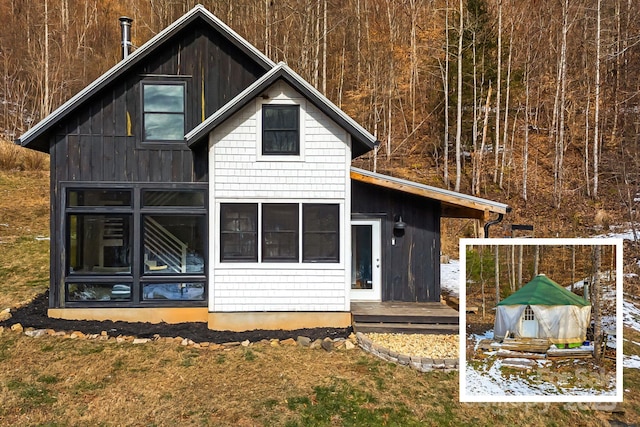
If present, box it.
[494,274,591,344]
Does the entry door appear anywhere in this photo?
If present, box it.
[350,220,381,301]
[521,305,539,337]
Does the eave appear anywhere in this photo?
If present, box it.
[16,4,275,153]
[185,62,378,159]
[350,167,510,220]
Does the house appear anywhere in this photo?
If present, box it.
[494,274,591,345]
[17,5,509,331]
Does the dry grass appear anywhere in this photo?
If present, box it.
[0,171,50,308]
[0,331,636,426]
[0,140,48,172]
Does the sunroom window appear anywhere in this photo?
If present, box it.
[262,105,300,155]
[142,83,185,141]
[143,215,205,274]
[262,204,298,262]
[303,204,339,262]
[220,204,258,262]
[64,187,206,305]
[220,202,339,264]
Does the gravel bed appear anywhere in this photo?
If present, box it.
[364,333,459,359]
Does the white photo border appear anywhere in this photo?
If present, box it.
[459,237,624,403]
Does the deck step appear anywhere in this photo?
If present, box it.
[353,322,459,335]
[352,314,459,324]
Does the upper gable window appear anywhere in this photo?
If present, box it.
[262,105,300,155]
[143,83,185,141]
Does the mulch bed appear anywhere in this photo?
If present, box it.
[0,291,352,343]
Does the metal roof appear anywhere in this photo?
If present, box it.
[351,167,510,218]
[17,4,275,152]
[185,62,378,158]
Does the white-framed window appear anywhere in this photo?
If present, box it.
[219,202,339,263]
[256,98,305,161]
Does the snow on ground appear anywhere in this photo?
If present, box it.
[624,299,640,331]
[440,259,460,297]
[465,332,617,397]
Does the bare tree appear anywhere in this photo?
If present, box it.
[454,0,464,191]
[493,0,502,184]
[593,245,602,362]
[593,0,601,198]
[495,244,500,304]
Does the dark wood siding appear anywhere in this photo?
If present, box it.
[47,19,268,308]
[352,181,441,302]
[50,20,266,185]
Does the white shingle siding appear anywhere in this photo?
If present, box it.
[208,81,352,313]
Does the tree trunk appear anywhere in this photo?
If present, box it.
[495,245,500,304]
[493,0,502,183]
[443,2,450,188]
[475,81,492,196]
[454,0,464,191]
[533,245,539,276]
[471,30,479,195]
[593,0,601,198]
[593,245,602,362]
[499,22,513,190]
[517,245,523,289]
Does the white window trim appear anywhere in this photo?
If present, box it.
[255,97,306,162]
[214,199,344,270]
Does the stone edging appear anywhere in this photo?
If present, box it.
[1,323,359,352]
[356,332,459,372]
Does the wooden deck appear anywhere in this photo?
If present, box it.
[351,301,459,334]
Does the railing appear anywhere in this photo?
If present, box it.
[144,216,187,273]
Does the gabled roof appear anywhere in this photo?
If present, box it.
[17,4,275,152]
[350,167,510,220]
[497,274,589,307]
[185,62,378,158]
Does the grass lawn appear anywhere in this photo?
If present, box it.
[0,171,638,426]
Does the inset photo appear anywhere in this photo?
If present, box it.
[459,238,623,403]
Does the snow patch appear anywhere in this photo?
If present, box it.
[440,259,460,297]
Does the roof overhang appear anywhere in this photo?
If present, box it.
[185,62,378,158]
[350,167,510,220]
[16,5,275,153]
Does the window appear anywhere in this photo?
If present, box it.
[143,83,185,141]
[262,204,298,262]
[262,105,300,155]
[67,283,132,302]
[220,204,258,262]
[143,215,205,274]
[64,187,206,305]
[68,214,132,274]
[220,203,339,264]
[303,204,339,262]
[142,283,204,301]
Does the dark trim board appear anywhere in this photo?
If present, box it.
[352,180,441,303]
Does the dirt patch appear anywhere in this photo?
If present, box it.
[0,291,352,343]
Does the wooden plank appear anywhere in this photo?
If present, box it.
[67,135,80,181]
[444,296,478,313]
[91,136,103,181]
[79,136,92,181]
[500,338,550,354]
[496,349,546,359]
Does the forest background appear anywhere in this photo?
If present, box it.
[1,0,640,257]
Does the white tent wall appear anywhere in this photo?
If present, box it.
[494,304,591,344]
[494,305,526,339]
[531,305,592,344]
